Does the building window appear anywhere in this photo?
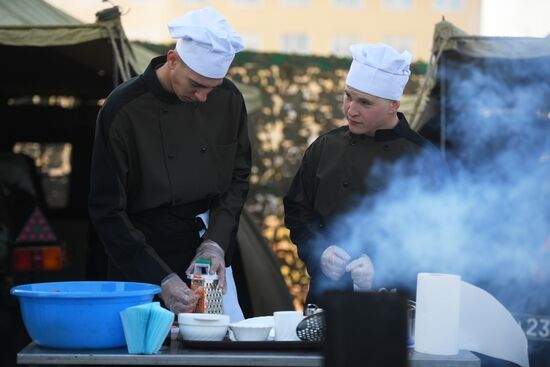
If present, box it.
[433,0,464,11]
[241,33,261,50]
[181,0,209,4]
[281,34,310,54]
[280,0,310,7]
[330,35,361,56]
[333,0,363,7]
[383,0,413,10]
[383,35,414,54]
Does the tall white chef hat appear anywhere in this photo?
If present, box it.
[167,7,244,78]
[346,43,413,101]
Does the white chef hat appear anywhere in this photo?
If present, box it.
[346,43,413,101]
[168,7,244,78]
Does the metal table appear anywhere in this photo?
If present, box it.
[18,341,480,367]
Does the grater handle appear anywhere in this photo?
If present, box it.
[193,258,212,275]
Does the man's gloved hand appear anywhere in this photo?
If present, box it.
[345,255,374,290]
[160,273,200,313]
[320,245,351,280]
[186,239,226,293]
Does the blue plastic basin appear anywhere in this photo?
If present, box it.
[11,281,161,349]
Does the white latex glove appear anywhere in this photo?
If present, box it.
[345,255,375,290]
[160,273,200,313]
[320,245,351,280]
[186,239,227,293]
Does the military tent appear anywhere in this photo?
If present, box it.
[409,20,550,158]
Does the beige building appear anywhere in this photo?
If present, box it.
[47,0,481,61]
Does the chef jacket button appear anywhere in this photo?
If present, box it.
[350,140,357,146]
[383,144,390,151]
[201,147,208,153]
[342,181,349,187]
[168,154,175,159]
[162,109,168,114]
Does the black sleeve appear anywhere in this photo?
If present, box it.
[88,103,172,285]
[283,143,330,278]
[206,92,252,264]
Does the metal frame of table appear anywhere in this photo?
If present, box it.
[18,341,480,367]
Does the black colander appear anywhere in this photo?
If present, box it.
[296,304,326,342]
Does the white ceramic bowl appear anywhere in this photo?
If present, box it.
[178,313,229,341]
[229,316,274,342]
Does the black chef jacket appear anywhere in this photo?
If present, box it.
[89,56,251,285]
[284,113,446,302]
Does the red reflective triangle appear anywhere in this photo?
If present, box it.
[15,207,58,243]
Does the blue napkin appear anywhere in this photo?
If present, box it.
[120,302,174,354]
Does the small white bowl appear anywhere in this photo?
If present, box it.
[229,316,274,342]
[178,313,229,341]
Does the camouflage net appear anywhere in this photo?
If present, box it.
[228,51,425,308]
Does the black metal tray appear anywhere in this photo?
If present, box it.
[180,339,322,350]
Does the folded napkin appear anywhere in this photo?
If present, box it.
[120,302,174,354]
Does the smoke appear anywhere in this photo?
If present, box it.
[318,54,550,313]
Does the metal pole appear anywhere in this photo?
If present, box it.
[440,52,447,159]
[112,48,119,87]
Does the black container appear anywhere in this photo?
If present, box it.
[323,291,408,367]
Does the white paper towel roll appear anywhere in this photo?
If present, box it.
[413,272,530,367]
[414,273,461,355]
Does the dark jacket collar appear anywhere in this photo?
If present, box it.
[347,112,412,142]
[140,55,180,104]
[375,112,412,141]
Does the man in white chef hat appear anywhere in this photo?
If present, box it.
[284,43,447,303]
[89,7,250,321]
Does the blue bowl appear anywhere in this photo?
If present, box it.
[11,281,161,349]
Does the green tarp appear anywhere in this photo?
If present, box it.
[0,0,80,26]
[410,20,550,131]
[0,0,260,111]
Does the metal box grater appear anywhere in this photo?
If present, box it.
[188,259,224,314]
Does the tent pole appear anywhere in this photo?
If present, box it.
[440,52,447,159]
[112,51,119,87]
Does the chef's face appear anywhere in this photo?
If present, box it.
[167,51,223,103]
[343,86,400,136]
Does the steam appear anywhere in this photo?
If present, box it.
[318,55,550,313]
